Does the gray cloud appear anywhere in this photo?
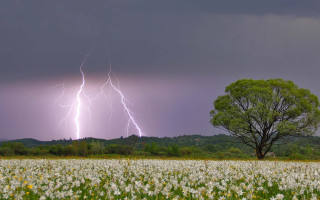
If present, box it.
[1,0,320,80]
[1,1,320,139]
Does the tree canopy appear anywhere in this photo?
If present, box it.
[210,79,320,159]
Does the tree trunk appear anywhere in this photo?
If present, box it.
[256,148,265,160]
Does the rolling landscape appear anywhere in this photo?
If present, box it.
[1,135,320,160]
[2,0,320,199]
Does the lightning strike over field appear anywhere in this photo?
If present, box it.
[74,57,86,139]
[107,68,143,137]
[55,50,144,139]
[55,47,93,139]
[85,67,144,137]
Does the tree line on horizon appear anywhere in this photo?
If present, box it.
[1,134,320,160]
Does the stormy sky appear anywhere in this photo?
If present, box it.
[1,1,320,140]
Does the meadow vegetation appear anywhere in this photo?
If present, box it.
[0,159,320,199]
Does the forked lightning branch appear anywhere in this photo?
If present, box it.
[55,49,143,139]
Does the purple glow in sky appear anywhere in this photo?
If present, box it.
[1,1,320,140]
[0,75,222,140]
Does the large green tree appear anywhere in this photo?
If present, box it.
[210,79,320,159]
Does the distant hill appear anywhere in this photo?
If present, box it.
[1,135,320,159]
[5,138,47,148]
[1,134,320,152]
[0,134,249,148]
[0,135,214,147]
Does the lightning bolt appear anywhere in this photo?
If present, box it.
[74,60,84,138]
[54,47,144,139]
[55,47,93,139]
[107,68,143,137]
[85,67,144,137]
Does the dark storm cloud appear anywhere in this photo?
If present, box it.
[1,1,320,139]
[1,0,320,81]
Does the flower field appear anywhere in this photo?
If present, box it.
[0,159,320,199]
